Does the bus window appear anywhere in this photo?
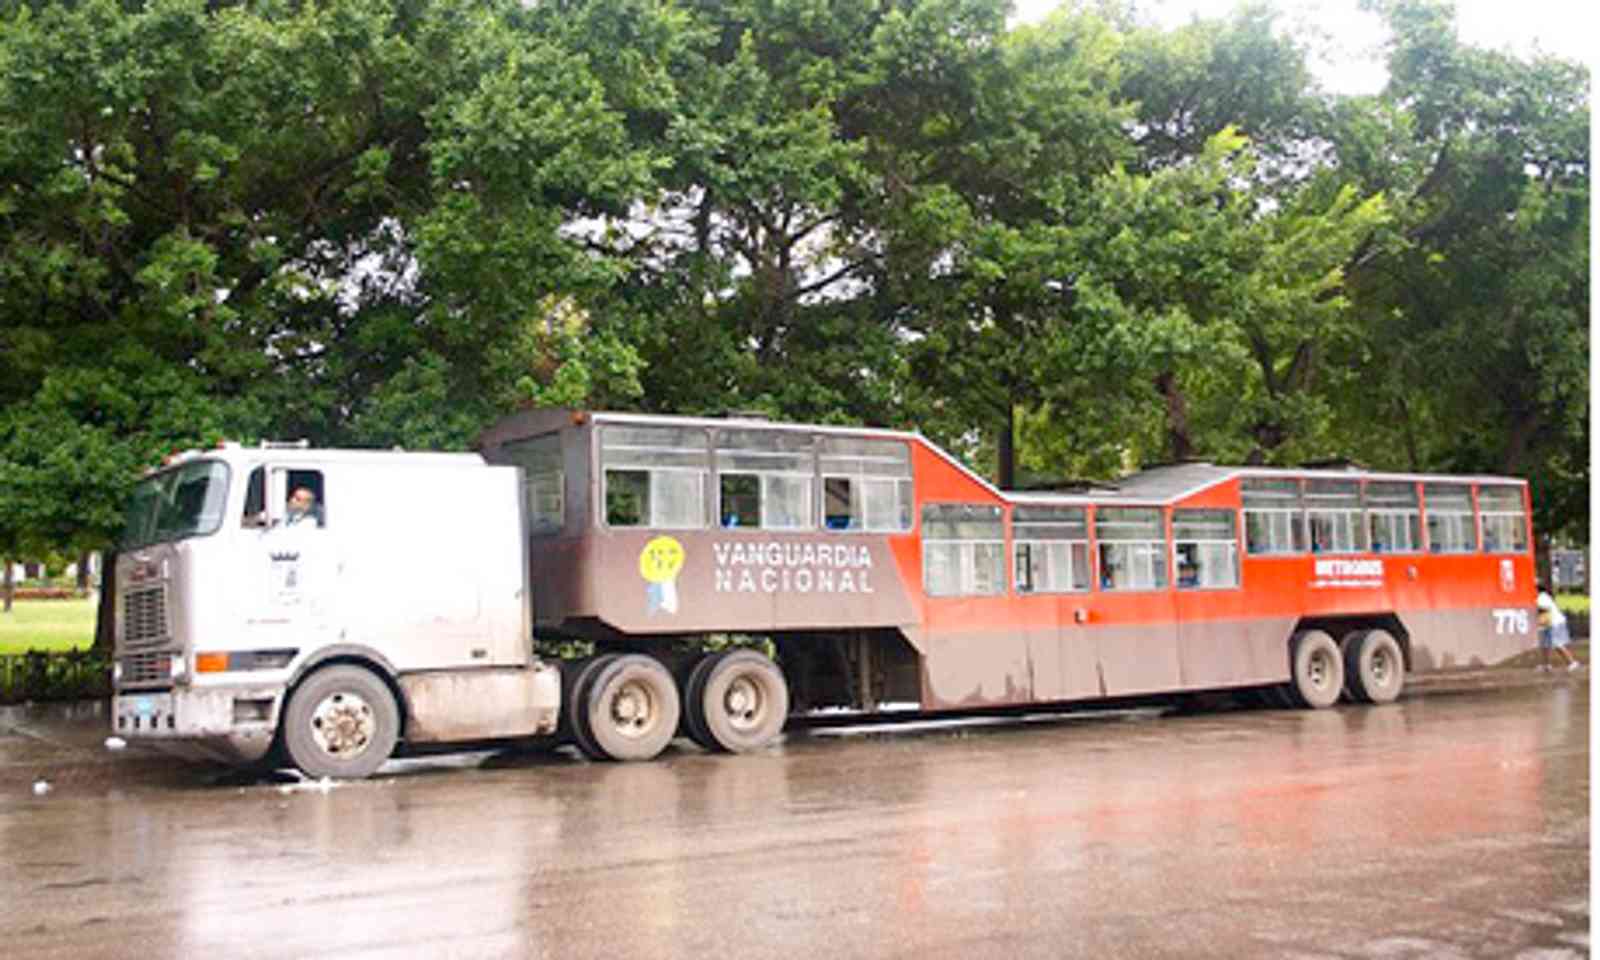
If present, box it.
[1305,479,1366,553]
[1013,506,1089,594]
[1365,481,1420,554]
[1423,483,1475,553]
[601,425,708,528]
[922,504,1005,597]
[715,428,813,530]
[819,436,913,532]
[1477,485,1528,553]
[1174,509,1239,589]
[1096,507,1167,591]
[501,432,564,535]
[1242,478,1304,555]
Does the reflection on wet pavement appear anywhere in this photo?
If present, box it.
[0,681,1588,959]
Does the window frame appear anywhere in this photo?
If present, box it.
[1173,508,1240,591]
[1094,506,1168,593]
[1241,478,1306,556]
[1423,482,1477,554]
[1013,506,1091,595]
[819,436,914,534]
[922,503,1006,598]
[603,466,707,530]
[1477,485,1529,554]
[599,424,710,530]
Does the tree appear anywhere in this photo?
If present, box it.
[1323,0,1589,541]
[0,0,654,559]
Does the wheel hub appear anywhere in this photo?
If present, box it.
[310,692,373,758]
[1372,649,1391,684]
[1308,651,1331,689]
[610,682,654,736]
[723,677,762,730]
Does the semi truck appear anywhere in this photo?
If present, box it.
[110,409,1538,779]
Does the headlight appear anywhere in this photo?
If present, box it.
[169,653,189,683]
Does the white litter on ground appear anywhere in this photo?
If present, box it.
[277,776,339,795]
[104,736,127,751]
[32,779,51,796]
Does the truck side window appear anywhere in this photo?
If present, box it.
[242,467,267,527]
[283,469,327,528]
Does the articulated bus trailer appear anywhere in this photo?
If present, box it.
[111,410,1538,778]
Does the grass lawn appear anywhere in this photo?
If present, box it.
[0,597,97,654]
[1557,592,1590,615]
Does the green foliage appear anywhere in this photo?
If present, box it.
[0,649,111,702]
[0,0,1588,557]
[1325,0,1590,540]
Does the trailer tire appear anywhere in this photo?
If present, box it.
[1344,629,1404,705]
[681,653,720,751]
[568,654,619,761]
[1289,629,1343,709]
[696,650,789,753]
[281,665,398,780]
[581,654,680,762]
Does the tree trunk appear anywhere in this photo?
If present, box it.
[2,558,12,614]
[997,403,1016,490]
[76,551,91,594]
[94,551,117,652]
[1395,391,1421,472]
[1155,371,1193,462]
[1500,410,1539,476]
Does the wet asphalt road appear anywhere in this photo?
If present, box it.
[0,674,1589,960]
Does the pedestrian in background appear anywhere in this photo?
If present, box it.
[1536,581,1580,672]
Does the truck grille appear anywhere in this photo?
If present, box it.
[120,651,171,686]
[123,586,169,649]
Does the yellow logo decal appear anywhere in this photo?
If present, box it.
[639,536,684,614]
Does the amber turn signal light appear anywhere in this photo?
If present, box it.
[194,652,229,674]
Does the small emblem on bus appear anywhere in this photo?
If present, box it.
[639,536,685,615]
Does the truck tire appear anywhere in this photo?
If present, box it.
[1344,629,1404,704]
[581,654,680,761]
[680,653,719,751]
[281,665,399,780]
[567,654,619,761]
[695,650,789,753]
[1289,629,1343,709]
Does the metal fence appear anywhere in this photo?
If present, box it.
[0,650,112,704]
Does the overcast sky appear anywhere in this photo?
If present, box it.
[1012,0,1597,95]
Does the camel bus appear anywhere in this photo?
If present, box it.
[110,409,1537,777]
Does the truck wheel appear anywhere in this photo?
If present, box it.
[281,665,399,780]
[681,653,719,751]
[1345,629,1404,704]
[582,654,680,761]
[567,654,618,761]
[1289,629,1343,709]
[697,650,789,753]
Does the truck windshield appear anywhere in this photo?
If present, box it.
[121,460,232,550]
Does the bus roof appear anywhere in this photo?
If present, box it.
[484,409,1527,509]
[1008,462,1528,509]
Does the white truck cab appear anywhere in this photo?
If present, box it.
[111,443,560,778]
